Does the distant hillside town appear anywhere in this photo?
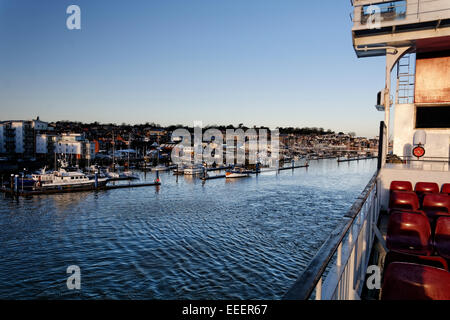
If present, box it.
[0,117,378,172]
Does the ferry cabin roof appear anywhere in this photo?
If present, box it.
[352,1,450,155]
[351,0,450,58]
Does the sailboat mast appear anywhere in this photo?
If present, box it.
[112,131,115,172]
[128,133,131,171]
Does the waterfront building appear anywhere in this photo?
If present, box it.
[35,133,56,155]
[0,118,49,158]
[54,133,96,160]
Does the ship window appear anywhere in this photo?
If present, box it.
[416,106,450,129]
[361,1,407,25]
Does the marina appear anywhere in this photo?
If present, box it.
[1,0,449,304]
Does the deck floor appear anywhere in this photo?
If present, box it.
[361,210,389,300]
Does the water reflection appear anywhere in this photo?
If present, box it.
[0,159,377,299]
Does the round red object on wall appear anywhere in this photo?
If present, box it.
[412,146,425,158]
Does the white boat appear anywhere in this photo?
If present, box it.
[31,168,108,190]
[173,165,185,175]
[122,171,139,179]
[104,170,120,179]
[225,168,251,179]
[184,165,204,175]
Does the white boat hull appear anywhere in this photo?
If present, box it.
[152,166,169,172]
[38,178,108,190]
[225,172,250,179]
[184,168,204,175]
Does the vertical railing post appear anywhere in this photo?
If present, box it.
[337,243,342,268]
[284,173,378,301]
[361,220,368,287]
[377,121,385,171]
[316,277,322,300]
[348,247,355,299]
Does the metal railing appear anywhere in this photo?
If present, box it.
[284,173,380,300]
[396,156,450,163]
[351,0,450,21]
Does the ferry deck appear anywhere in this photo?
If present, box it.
[285,0,450,300]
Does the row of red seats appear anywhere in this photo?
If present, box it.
[389,191,450,222]
[390,181,450,195]
[387,211,450,262]
[391,181,450,206]
[381,180,450,300]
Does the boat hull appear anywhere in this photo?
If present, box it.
[225,173,250,179]
[184,169,204,175]
[37,179,108,190]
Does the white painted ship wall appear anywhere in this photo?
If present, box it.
[393,103,450,159]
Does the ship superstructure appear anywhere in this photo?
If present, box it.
[285,0,450,300]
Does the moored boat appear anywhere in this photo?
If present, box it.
[225,167,251,179]
[184,165,204,175]
[31,168,108,190]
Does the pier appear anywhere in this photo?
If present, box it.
[0,181,161,197]
[337,156,378,163]
[106,176,139,182]
[200,174,227,181]
[207,166,232,172]
[199,163,310,181]
[278,164,310,171]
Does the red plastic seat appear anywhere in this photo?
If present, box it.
[389,191,420,212]
[381,262,450,300]
[390,181,413,193]
[384,250,448,271]
[442,184,450,195]
[423,194,450,219]
[415,182,439,196]
[387,211,433,256]
[389,209,427,218]
[435,217,450,260]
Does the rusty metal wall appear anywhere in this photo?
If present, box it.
[415,52,450,104]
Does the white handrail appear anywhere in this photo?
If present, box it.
[284,173,380,300]
[319,184,380,299]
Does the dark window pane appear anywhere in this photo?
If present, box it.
[416,106,450,128]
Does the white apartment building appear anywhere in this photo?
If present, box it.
[0,120,36,156]
[35,133,56,155]
[54,133,96,160]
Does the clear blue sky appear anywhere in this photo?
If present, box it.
[0,0,385,137]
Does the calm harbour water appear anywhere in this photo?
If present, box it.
[0,159,377,299]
